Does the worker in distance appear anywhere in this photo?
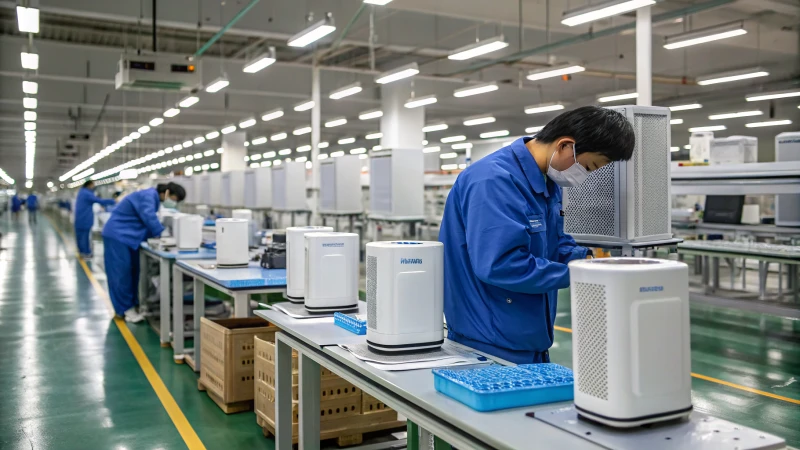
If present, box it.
[439,106,635,364]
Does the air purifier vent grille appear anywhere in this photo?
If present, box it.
[574,281,608,401]
[637,113,670,237]
[366,255,378,329]
[564,163,616,237]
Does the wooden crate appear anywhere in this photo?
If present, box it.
[199,317,279,411]
[257,339,339,378]
[362,393,391,415]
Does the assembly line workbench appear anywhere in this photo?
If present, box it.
[138,242,217,345]
[172,260,286,371]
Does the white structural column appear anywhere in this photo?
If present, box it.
[636,6,653,107]
[311,56,321,224]
[221,132,247,172]
[380,79,425,149]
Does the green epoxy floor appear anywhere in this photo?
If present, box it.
[1,213,798,449]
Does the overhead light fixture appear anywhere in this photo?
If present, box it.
[670,147,680,152]
[527,64,586,81]
[122,136,133,144]
[463,115,496,126]
[669,104,702,111]
[688,125,726,132]
[239,118,257,128]
[448,36,509,61]
[365,132,382,140]
[120,169,138,180]
[423,146,441,153]
[24,111,36,121]
[745,120,792,128]
[194,136,206,144]
[329,82,362,100]
[182,140,193,148]
[338,137,356,145]
[23,97,37,109]
[350,148,367,154]
[319,141,329,148]
[562,0,655,27]
[252,137,268,145]
[297,145,311,152]
[697,67,769,86]
[25,131,35,139]
[325,117,347,128]
[441,164,458,171]
[164,108,180,117]
[149,117,164,127]
[670,119,684,125]
[480,130,510,139]
[206,131,220,139]
[261,108,284,122]
[205,76,230,93]
[709,110,763,120]
[294,100,315,112]
[24,122,36,131]
[271,132,288,141]
[263,151,277,158]
[20,51,38,70]
[364,0,393,4]
[293,126,312,135]
[664,21,747,50]
[746,89,800,102]
[330,151,345,158]
[441,135,466,143]
[22,81,38,94]
[287,16,336,48]
[440,152,458,159]
[525,102,565,114]
[359,109,383,120]
[597,90,638,103]
[179,96,199,108]
[375,62,419,84]
[72,168,95,182]
[16,6,40,33]
[452,143,473,150]
[526,126,544,133]
[221,125,237,134]
[137,126,150,134]
[453,82,499,98]
[423,123,448,133]
[243,47,276,73]
[405,95,437,109]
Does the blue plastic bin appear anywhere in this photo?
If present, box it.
[334,312,367,335]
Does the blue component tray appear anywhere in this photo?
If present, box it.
[334,312,367,335]
[432,363,574,412]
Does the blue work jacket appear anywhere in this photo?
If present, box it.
[75,187,115,230]
[438,137,588,364]
[26,195,38,210]
[102,188,165,249]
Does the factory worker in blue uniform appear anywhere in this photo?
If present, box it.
[75,180,117,258]
[11,194,22,221]
[26,192,39,225]
[102,182,185,322]
[439,106,635,364]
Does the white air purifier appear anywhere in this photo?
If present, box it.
[195,204,209,219]
[304,232,359,313]
[222,170,246,208]
[690,131,714,163]
[776,132,800,226]
[285,226,334,303]
[569,258,692,428]
[563,105,672,246]
[709,136,757,165]
[209,172,222,206]
[174,214,203,251]
[232,208,257,248]
[272,161,308,211]
[215,218,249,268]
[366,241,444,353]
[369,148,425,220]
[319,155,364,214]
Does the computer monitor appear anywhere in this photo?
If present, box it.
[703,195,745,224]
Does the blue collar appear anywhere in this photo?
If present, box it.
[511,137,549,198]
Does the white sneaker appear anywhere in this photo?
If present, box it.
[124,308,145,323]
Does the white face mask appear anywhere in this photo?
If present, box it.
[547,144,589,188]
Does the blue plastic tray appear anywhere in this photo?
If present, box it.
[432,363,574,412]
[334,312,367,335]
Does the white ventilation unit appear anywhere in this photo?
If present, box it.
[232,209,257,248]
[320,155,363,214]
[709,136,757,165]
[221,170,246,208]
[776,132,800,226]
[115,54,202,92]
[208,172,222,206]
[563,105,672,245]
[569,258,692,428]
[366,241,444,353]
[174,214,203,251]
[304,232,360,313]
[690,131,714,163]
[369,148,425,220]
[285,226,334,302]
[244,167,272,209]
[272,162,308,211]
[216,218,249,268]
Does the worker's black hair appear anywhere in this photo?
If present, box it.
[156,182,186,202]
[82,180,95,188]
[534,106,635,162]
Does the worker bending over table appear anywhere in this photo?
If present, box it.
[102,182,185,323]
[439,106,635,364]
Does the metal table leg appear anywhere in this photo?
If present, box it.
[192,278,205,372]
[694,255,702,275]
[275,333,294,450]
[742,257,747,289]
[726,258,735,290]
[138,251,148,307]
[172,265,185,363]
[701,256,710,289]
[778,264,783,298]
[758,261,768,301]
[711,257,720,291]
[159,258,171,346]
[232,291,249,318]
[299,353,321,450]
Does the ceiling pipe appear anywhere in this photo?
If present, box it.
[192,0,261,60]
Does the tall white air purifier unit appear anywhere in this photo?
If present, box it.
[319,155,363,214]
[215,218,249,268]
[222,170,246,208]
[272,161,307,211]
[366,241,444,353]
[563,105,672,246]
[569,258,692,428]
[304,232,360,313]
[244,166,272,210]
[369,148,424,220]
[285,226,333,303]
[232,209,257,248]
[776,132,800,226]
[174,214,203,251]
[209,172,222,206]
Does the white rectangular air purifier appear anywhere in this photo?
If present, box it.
[195,204,209,219]
[285,226,334,303]
[232,208,257,248]
[174,214,203,251]
[208,172,222,206]
[369,148,424,220]
[244,166,272,209]
[197,173,211,205]
[776,132,800,226]
[690,131,714,163]
[272,162,307,211]
[215,218,249,268]
[709,136,757,165]
[221,170,246,208]
[319,155,363,214]
[304,232,360,313]
[563,105,672,245]
[366,241,444,353]
[569,258,692,428]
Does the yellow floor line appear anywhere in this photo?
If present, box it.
[47,216,207,450]
[554,324,800,405]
